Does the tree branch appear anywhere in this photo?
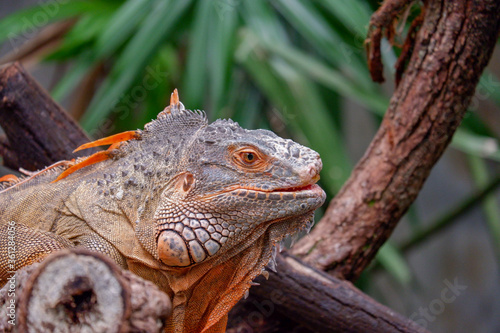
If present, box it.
[228,253,427,333]
[0,249,170,332]
[0,62,95,171]
[292,0,500,280]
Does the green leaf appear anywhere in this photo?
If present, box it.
[467,156,500,258]
[319,0,372,35]
[182,0,214,109]
[45,13,111,61]
[95,0,152,59]
[51,54,94,101]
[207,2,239,115]
[0,0,115,44]
[241,0,289,44]
[81,0,192,133]
[139,45,173,126]
[451,129,500,161]
[243,29,388,115]
[376,242,412,285]
[225,80,265,129]
[477,71,500,108]
[273,0,370,85]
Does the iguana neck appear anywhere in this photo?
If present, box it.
[163,227,276,333]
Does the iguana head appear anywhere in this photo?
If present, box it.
[148,103,325,269]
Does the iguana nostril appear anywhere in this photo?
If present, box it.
[308,165,317,177]
[301,163,320,183]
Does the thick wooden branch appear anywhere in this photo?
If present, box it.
[292,0,500,280]
[0,62,94,171]
[228,253,427,333]
[0,135,18,170]
[0,249,171,332]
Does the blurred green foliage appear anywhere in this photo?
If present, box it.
[1,0,499,288]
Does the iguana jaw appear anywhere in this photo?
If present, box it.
[155,179,325,267]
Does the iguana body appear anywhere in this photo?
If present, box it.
[0,92,325,332]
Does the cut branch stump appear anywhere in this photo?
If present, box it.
[0,249,171,333]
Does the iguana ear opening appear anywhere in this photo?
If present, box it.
[171,172,195,199]
[181,172,195,193]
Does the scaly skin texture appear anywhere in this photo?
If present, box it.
[0,96,325,332]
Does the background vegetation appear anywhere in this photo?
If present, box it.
[1,1,499,331]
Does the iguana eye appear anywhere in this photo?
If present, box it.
[242,152,256,164]
[232,148,265,169]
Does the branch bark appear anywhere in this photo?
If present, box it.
[0,249,171,332]
[292,0,500,280]
[228,253,426,333]
[0,62,94,171]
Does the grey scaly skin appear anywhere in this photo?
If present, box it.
[0,95,325,332]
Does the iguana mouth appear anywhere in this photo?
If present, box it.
[202,180,323,200]
[270,173,320,191]
[223,184,325,205]
[271,183,317,192]
[224,172,321,193]
[235,181,323,196]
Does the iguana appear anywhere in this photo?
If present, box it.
[0,90,325,332]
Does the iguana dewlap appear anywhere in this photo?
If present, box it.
[0,90,325,332]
